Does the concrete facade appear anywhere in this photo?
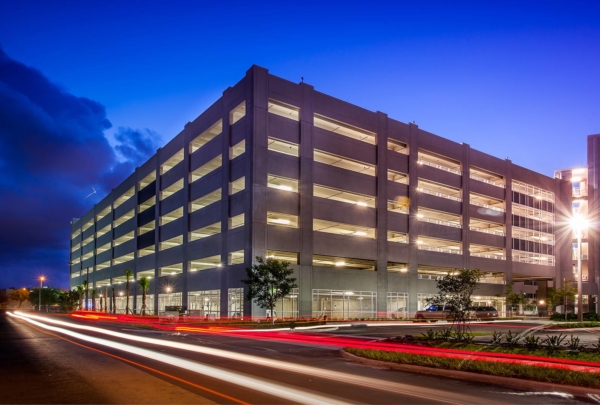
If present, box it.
[69,66,584,319]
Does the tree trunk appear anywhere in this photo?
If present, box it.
[271,302,275,325]
[126,281,130,315]
[142,290,146,316]
[112,290,116,314]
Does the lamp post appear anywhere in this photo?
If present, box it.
[571,215,588,323]
[38,276,45,312]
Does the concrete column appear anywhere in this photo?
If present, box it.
[538,280,548,316]
[181,129,191,312]
[153,151,161,313]
[462,143,471,269]
[504,159,513,285]
[219,89,233,318]
[587,135,600,305]
[248,65,269,318]
[556,175,573,287]
[299,82,315,318]
[376,112,389,317]
[407,123,420,315]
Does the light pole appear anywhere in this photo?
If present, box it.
[571,215,588,323]
[38,276,45,312]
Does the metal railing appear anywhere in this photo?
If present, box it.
[417,187,462,202]
[419,216,462,228]
[470,200,505,212]
[470,252,506,260]
[417,159,462,175]
[469,226,505,236]
[470,174,505,188]
[418,245,462,255]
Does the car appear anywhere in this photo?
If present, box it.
[466,306,499,321]
[415,305,454,321]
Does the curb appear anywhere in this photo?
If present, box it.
[339,349,600,399]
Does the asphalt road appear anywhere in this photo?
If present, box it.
[1,312,596,404]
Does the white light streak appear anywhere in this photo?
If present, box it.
[11,312,479,404]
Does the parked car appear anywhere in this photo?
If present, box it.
[466,306,498,321]
[415,305,454,321]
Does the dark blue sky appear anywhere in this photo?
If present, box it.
[0,1,599,289]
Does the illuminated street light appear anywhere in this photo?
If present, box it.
[571,214,588,323]
[38,276,46,312]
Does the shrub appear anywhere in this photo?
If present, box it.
[566,335,585,351]
[491,331,503,345]
[584,312,600,322]
[523,334,541,349]
[436,328,453,341]
[550,312,577,321]
[593,337,600,353]
[542,334,567,350]
[505,330,522,346]
[421,329,436,340]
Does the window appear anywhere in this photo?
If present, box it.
[274,288,299,318]
[137,269,155,279]
[388,292,409,319]
[417,150,461,175]
[96,260,110,270]
[228,250,244,265]
[82,234,94,247]
[159,263,183,276]
[189,255,222,271]
[161,179,184,200]
[230,177,245,195]
[160,235,183,251]
[95,206,112,222]
[71,243,80,252]
[114,210,134,227]
[312,255,376,270]
[387,231,408,243]
[268,137,299,157]
[417,207,461,228]
[314,114,376,145]
[228,288,244,317]
[387,199,408,214]
[113,187,135,209]
[190,120,223,153]
[267,212,299,228]
[230,101,246,125]
[417,179,461,202]
[82,220,94,232]
[512,180,554,203]
[139,221,155,236]
[138,246,155,258]
[190,189,221,212]
[388,263,408,273]
[512,250,555,266]
[190,155,222,183]
[268,99,299,121]
[230,140,245,159]
[470,167,504,188]
[139,196,156,213]
[71,229,81,240]
[189,222,221,241]
[313,219,375,238]
[312,289,377,319]
[388,170,408,184]
[160,207,183,226]
[387,139,408,155]
[188,290,220,318]
[138,172,156,190]
[161,149,184,175]
[417,236,462,255]
[314,184,375,207]
[96,223,111,238]
[470,218,505,236]
[113,231,134,247]
[314,150,375,176]
[470,244,506,260]
[81,251,93,261]
[229,213,245,229]
[113,252,134,265]
[266,250,298,264]
[470,193,504,212]
[267,175,298,193]
[96,241,111,254]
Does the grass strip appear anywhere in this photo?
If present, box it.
[549,322,600,329]
[346,348,600,389]
[421,341,600,363]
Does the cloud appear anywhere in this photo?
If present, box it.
[0,48,159,289]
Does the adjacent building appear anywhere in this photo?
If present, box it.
[69,66,596,318]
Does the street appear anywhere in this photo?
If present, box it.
[1,312,596,404]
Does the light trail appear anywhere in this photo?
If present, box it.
[11,311,486,405]
[8,312,348,405]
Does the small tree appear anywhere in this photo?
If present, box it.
[0,290,9,305]
[427,268,481,335]
[138,276,151,316]
[501,282,526,317]
[82,280,89,310]
[124,269,133,314]
[547,280,577,320]
[76,285,84,310]
[241,256,297,325]
[9,288,30,308]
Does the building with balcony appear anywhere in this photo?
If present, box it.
[69,66,581,318]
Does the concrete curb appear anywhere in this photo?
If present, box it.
[339,349,600,399]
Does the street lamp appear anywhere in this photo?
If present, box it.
[38,276,45,312]
[571,214,588,323]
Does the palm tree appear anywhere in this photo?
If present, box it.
[104,288,109,312]
[137,276,151,316]
[91,289,97,311]
[82,280,89,310]
[125,269,133,314]
[76,285,84,310]
[111,287,116,314]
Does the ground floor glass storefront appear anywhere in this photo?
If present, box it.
[418,293,507,317]
[312,289,377,319]
[228,288,244,318]
[158,292,182,312]
[273,288,299,318]
[135,294,155,314]
[387,292,408,319]
[188,290,220,319]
